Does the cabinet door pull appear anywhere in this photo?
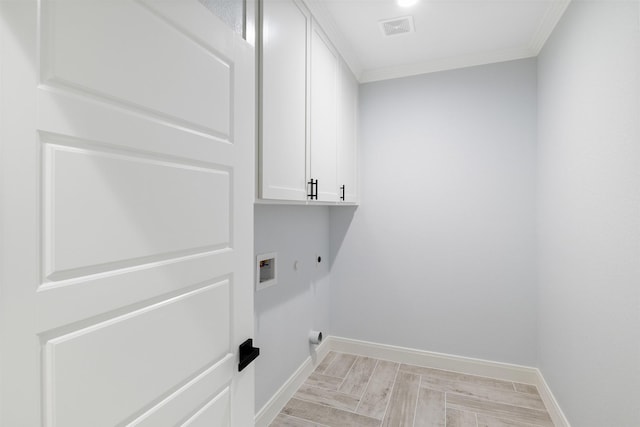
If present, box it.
[308,179,318,200]
[340,185,345,201]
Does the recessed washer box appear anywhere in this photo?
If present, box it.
[256,252,277,291]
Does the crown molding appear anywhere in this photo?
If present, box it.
[301,0,365,80]
[529,0,571,54]
[359,46,537,83]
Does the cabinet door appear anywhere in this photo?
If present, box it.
[260,0,308,201]
[310,22,339,202]
[337,59,358,203]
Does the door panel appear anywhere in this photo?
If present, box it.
[42,0,232,136]
[0,0,255,426]
[44,140,230,279]
[45,281,231,427]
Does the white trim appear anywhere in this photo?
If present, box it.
[535,368,572,427]
[328,336,539,384]
[359,47,536,83]
[254,198,358,207]
[254,336,571,427]
[528,0,571,54]
[254,339,330,427]
[300,0,364,80]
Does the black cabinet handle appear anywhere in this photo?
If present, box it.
[340,185,345,201]
[308,179,318,200]
[238,338,260,372]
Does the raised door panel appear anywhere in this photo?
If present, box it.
[310,22,338,202]
[45,281,231,427]
[43,141,230,280]
[260,0,308,201]
[337,59,358,203]
[42,0,232,137]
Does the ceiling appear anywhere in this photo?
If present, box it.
[305,0,570,82]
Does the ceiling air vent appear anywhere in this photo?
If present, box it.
[379,16,415,37]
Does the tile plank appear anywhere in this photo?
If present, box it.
[270,413,325,427]
[305,372,343,391]
[400,364,515,392]
[282,398,380,427]
[419,376,546,411]
[294,384,360,412]
[447,393,554,427]
[381,371,420,427]
[324,353,357,379]
[315,352,337,374]
[513,383,540,396]
[339,357,378,397]
[477,414,538,427]
[356,360,399,420]
[413,387,445,427]
[446,408,478,427]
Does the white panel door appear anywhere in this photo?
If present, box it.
[260,0,309,201]
[337,59,358,203]
[0,1,255,426]
[310,21,339,202]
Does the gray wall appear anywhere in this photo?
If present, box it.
[537,1,640,425]
[330,58,539,366]
[254,205,331,411]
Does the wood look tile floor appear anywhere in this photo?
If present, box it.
[271,352,555,427]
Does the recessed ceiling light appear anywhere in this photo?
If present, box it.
[397,0,418,8]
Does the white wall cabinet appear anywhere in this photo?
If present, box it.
[337,59,358,203]
[259,0,357,204]
[260,0,309,201]
[310,24,339,202]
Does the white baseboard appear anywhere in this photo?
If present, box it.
[535,368,571,427]
[254,339,330,427]
[328,336,539,384]
[254,336,570,427]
